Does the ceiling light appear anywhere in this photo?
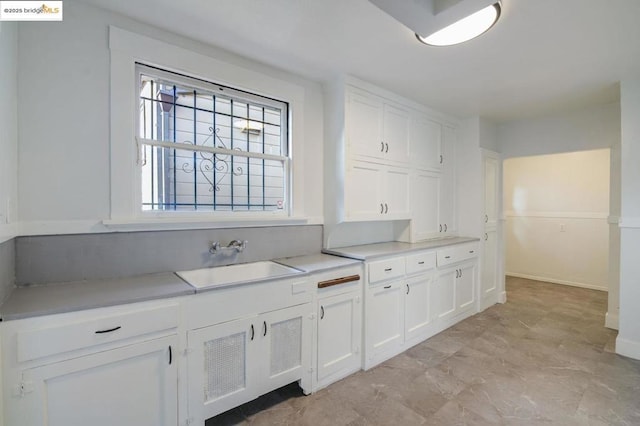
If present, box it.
[416,2,501,46]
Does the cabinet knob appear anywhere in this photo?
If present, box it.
[444,224,447,232]
[381,141,385,152]
[385,142,389,153]
[384,203,388,214]
[406,284,410,295]
[439,224,442,233]
[263,321,267,337]
[320,306,325,320]
[380,203,384,214]
[250,324,255,341]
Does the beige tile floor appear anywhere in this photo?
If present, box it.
[207,277,640,425]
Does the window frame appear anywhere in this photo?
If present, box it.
[108,26,308,229]
[135,63,291,215]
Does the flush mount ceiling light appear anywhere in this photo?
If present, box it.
[370,0,502,47]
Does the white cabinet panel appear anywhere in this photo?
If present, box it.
[439,126,456,235]
[346,90,383,160]
[367,281,404,360]
[410,116,442,171]
[369,256,405,283]
[19,335,177,426]
[404,274,432,344]
[484,156,499,227]
[411,171,441,241]
[481,230,498,309]
[456,263,476,314]
[317,292,361,384]
[382,103,410,163]
[433,268,457,323]
[385,166,411,219]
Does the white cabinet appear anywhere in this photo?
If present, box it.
[410,171,441,240]
[484,155,499,227]
[481,151,501,310]
[404,273,433,345]
[18,335,177,426]
[184,276,312,423]
[346,88,409,164]
[433,243,479,330]
[481,229,498,309]
[367,280,404,364]
[187,303,310,422]
[409,115,442,171]
[1,300,181,426]
[310,265,363,392]
[345,160,410,221]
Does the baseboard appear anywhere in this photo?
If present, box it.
[498,291,507,304]
[605,312,619,330]
[616,336,640,361]
[506,272,607,292]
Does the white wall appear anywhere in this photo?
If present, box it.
[504,150,610,291]
[16,0,323,233]
[0,22,18,243]
[617,79,640,360]
[498,102,620,159]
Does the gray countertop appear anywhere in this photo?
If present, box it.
[322,237,480,261]
[275,253,362,273]
[0,273,195,321]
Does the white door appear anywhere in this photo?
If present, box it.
[456,263,476,314]
[382,103,410,164]
[404,273,433,344]
[317,292,361,384]
[412,171,441,240]
[367,281,404,360]
[188,317,257,422]
[345,160,384,221]
[439,126,456,234]
[482,230,498,309]
[346,90,383,160]
[410,115,442,171]
[433,269,456,323]
[384,166,411,220]
[21,335,177,426]
[260,303,311,395]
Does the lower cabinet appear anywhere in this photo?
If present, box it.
[18,335,178,426]
[367,280,405,364]
[187,303,310,423]
[404,273,434,345]
[434,261,478,328]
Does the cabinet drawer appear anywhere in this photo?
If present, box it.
[17,304,179,363]
[368,257,405,283]
[437,243,478,267]
[405,251,436,275]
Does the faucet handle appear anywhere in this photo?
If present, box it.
[209,241,221,254]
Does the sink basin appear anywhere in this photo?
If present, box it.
[176,261,303,290]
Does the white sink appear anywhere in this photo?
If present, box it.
[176,261,303,290]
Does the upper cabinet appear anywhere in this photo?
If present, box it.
[409,115,442,172]
[346,88,410,165]
[325,77,459,231]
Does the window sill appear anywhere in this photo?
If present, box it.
[102,216,322,232]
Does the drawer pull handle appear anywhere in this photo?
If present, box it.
[384,268,393,272]
[406,284,410,295]
[320,306,325,320]
[95,326,121,334]
[168,345,172,365]
[469,250,474,253]
[318,274,361,288]
[250,324,255,341]
[263,321,267,337]
[383,285,392,289]
[444,256,451,259]
[418,261,425,265]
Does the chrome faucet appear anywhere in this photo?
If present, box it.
[209,240,248,254]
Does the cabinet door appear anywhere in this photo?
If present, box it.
[433,269,456,324]
[317,292,361,384]
[188,317,257,422]
[411,171,441,240]
[345,160,384,221]
[410,116,442,171]
[484,156,499,227]
[347,90,383,160]
[481,230,498,309]
[384,166,411,219]
[20,335,177,426]
[456,263,476,314]
[404,273,433,344]
[382,103,410,163]
[439,126,456,235]
[260,303,311,395]
[367,281,404,360]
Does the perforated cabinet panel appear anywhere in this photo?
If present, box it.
[269,317,302,376]
[203,332,246,401]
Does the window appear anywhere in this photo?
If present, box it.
[136,64,290,213]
